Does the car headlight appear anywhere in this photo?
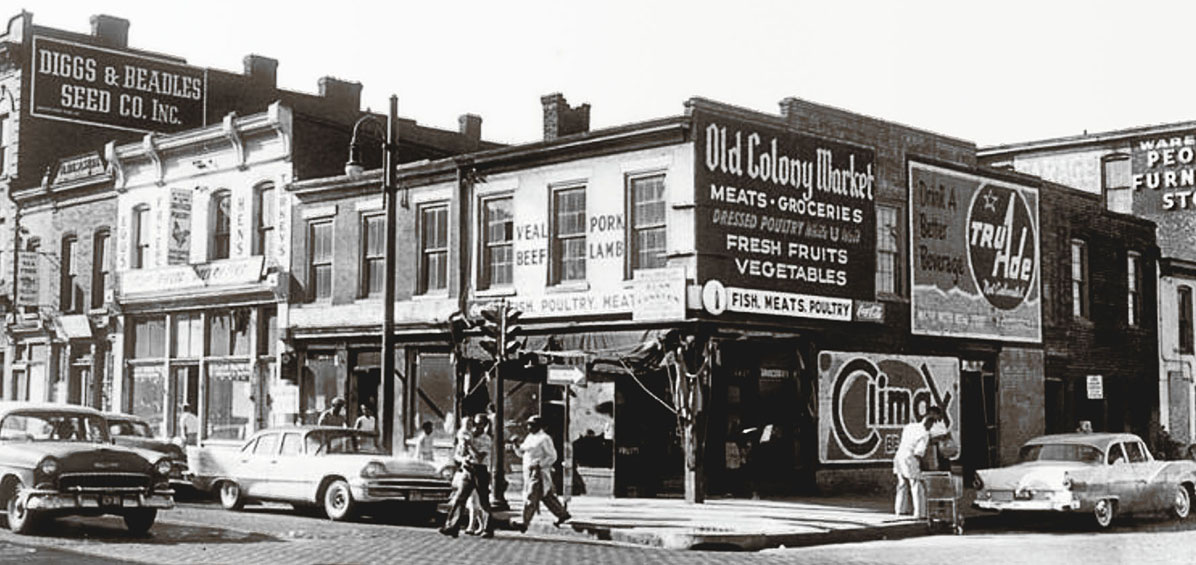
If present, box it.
[154,458,173,476]
[1062,474,1073,490]
[361,461,386,478]
[972,474,984,490]
[38,457,60,476]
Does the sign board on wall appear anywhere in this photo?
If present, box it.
[470,267,686,320]
[16,251,39,306]
[168,188,192,265]
[1130,131,1196,213]
[30,36,207,133]
[692,109,877,322]
[1086,375,1104,400]
[818,352,960,464]
[909,162,1042,342]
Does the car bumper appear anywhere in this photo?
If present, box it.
[973,492,1083,512]
[25,490,175,511]
[351,482,451,504]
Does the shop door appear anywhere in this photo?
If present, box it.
[172,366,199,438]
[352,368,380,427]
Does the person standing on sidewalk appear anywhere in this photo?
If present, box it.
[318,397,347,427]
[893,406,942,519]
[439,414,496,538]
[516,415,571,531]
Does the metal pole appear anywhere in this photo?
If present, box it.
[490,298,509,510]
[381,95,399,455]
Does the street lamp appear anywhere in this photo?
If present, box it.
[346,95,401,454]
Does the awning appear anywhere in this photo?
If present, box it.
[55,314,93,340]
[460,327,675,378]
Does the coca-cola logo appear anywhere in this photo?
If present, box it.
[967,185,1037,311]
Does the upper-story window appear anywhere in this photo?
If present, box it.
[876,205,901,296]
[1102,154,1131,214]
[360,213,385,298]
[1127,251,1142,327]
[419,203,448,294]
[132,205,150,269]
[308,220,333,301]
[480,196,513,290]
[0,113,8,176]
[254,183,276,260]
[210,190,231,260]
[1071,239,1089,319]
[627,174,666,275]
[1180,286,1194,354]
[551,186,586,284]
[92,228,110,309]
[59,235,79,313]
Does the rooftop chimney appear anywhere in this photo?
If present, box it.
[541,93,591,141]
[318,77,363,112]
[89,14,129,49]
[243,55,278,87]
[458,114,482,149]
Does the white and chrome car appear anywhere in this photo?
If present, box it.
[973,432,1196,528]
[190,426,451,521]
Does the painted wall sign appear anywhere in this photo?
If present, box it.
[818,351,960,464]
[119,256,264,295]
[909,162,1042,342]
[16,251,39,306]
[30,36,207,133]
[1130,132,1196,212]
[168,188,192,265]
[470,268,685,320]
[51,152,106,185]
[693,109,877,305]
[700,278,853,321]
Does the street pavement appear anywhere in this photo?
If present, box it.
[0,499,1193,564]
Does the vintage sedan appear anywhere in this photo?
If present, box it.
[190,426,452,521]
[104,412,190,488]
[0,403,175,534]
[973,432,1196,528]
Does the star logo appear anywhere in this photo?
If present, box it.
[981,187,1000,212]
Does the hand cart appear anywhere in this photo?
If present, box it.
[922,471,964,534]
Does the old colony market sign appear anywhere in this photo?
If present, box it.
[694,110,876,322]
[818,352,960,464]
[909,162,1042,342]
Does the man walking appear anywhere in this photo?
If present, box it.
[516,415,571,531]
[894,405,943,519]
[439,414,496,538]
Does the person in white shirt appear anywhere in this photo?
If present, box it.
[354,404,376,433]
[893,406,943,519]
[515,415,571,531]
[179,403,199,445]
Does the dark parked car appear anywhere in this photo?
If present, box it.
[104,412,190,488]
[0,403,175,534]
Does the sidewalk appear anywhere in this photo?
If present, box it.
[498,494,941,551]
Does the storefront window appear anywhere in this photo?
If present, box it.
[259,308,278,357]
[172,313,204,358]
[207,363,252,441]
[209,309,250,357]
[132,365,166,436]
[413,353,453,440]
[301,353,342,424]
[132,317,166,359]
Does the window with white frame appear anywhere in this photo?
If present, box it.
[1071,239,1089,319]
[210,190,231,260]
[132,206,150,269]
[360,214,384,297]
[1180,286,1194,355]
[254,182,276,259]
[876,205,900,295]
[0,113,8,176]
[551,186,586,284]
[92,228,110,309]
[1127,251,1141,327]
[628,174,666,274]
[419,203,448,294]
[309,220,333,301]
[480,196,513,289]
[1103,154,1131,214]
[60,235,79,313]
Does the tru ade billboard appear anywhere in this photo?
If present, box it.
[818,352,959,464]
[909,162,1041,342]
[30,36,207,132]
[693,110,876,322]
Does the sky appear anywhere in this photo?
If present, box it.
[18,0,1196,147]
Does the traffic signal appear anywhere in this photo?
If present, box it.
[447,311,475,349]
[478,301,523,362]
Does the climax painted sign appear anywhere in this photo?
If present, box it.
[693,109,876,304]
[909,162,1042,342]
[818,352,960,464]
[31,36,207,133]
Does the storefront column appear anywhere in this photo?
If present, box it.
[111,316,127,412]
[163,313,177,439]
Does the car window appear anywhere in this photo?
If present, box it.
[1124,441,1148,463]
[0,412,109,443]
[280,433,302,456]
[305,432,323,454]
[1018,443,1103,464]
[1108,443,1127,465]
[109,419,154,438]
[253,434,279,456]
[240,437,258,453]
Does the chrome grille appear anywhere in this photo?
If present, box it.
[58,472,151,492]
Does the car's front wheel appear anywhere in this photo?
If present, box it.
[1171,484,1191,520]
[1093,498,1116,529]
[322,479,355,521]
[219,481,245,511]
[123,509,158,535]
[6,489,38,535]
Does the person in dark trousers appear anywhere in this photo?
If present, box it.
[439,414,496,538]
